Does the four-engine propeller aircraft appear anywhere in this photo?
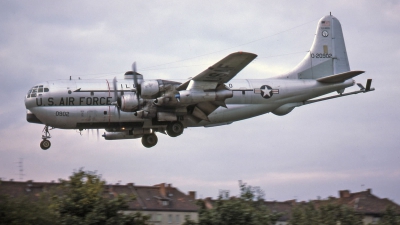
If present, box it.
[25,15,374,150]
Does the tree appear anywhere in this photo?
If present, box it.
[52,169,149,225]
[185,181,281,225]
[289,202,363,225]
[378,206,400,225]
[0,193,58,225]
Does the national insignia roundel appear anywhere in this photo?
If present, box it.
[260,85,273,99]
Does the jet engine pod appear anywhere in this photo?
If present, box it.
[272,103,303,116]
[120,93,140,112]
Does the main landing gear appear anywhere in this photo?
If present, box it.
[141,133,158,148]
[40,125,52,150]
[140,121,184,148]
[166,121,184,137]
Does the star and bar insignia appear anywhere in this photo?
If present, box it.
[254,85,279,99]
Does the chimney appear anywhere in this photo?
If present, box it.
[188,191,196,200]
[127,183,134,187]
[339,190,350,198]
[366,188,371,194]
[159,183,166,197]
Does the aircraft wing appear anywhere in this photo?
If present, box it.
[177,52,257,90]
[174,52,257,123]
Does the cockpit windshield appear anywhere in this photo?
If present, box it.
[26,85,49,98]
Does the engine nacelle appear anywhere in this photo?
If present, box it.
[141,80,160,99]
[272,103,302,116]
[154,96,171,106]
[176,89,233,104]
[120,93,140,112]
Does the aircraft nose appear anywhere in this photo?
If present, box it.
[26,110,43,124]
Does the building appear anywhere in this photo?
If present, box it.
[202,189,400,225]
[280,189,400,224]
[1,179,399,225]
[327,189,400,224]
[109,183,198,224]
[202,197,294,225]
[263,200,294,225]
[0,180,198,225]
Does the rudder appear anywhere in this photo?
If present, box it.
[283,15,350,79]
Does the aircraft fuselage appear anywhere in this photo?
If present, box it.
[25,78,354,129]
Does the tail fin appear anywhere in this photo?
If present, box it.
[284,15,350,79]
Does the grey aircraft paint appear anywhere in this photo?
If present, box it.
[25,15,374,149]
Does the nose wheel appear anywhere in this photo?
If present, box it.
[40,139,51,150]
[40,126,52,150]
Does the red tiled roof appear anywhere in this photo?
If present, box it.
[332,189,400,215]
[0,181,198,212]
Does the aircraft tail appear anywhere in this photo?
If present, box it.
[284,15,351,79]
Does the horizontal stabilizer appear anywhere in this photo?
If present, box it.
[317,70,365,83]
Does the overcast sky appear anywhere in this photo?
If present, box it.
[1,0,399,204]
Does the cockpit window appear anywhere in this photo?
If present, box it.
[26,85,49,98]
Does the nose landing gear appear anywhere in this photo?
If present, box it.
[40,126,52,150]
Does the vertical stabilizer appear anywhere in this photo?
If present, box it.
[282,15,350,79]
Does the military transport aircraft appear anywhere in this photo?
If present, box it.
[25,15,374,150]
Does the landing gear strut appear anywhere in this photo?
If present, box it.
[166,121,184,137]
[40,126,52,150]
[141,133,158,148]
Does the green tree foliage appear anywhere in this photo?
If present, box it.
[289,202,363,225]
[0,194,58,225]
[0,169,149,225]
[378,206,400,225]
[52,169,149,225]
[184,181,281,225]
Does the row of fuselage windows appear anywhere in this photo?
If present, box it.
[27,85,49,98]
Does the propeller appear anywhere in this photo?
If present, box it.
[132,62,142,111]
[112,77,121,119]
[86,129,100,141]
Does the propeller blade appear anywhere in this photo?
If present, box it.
[131,62,141,111]
[112,77,121,119]
[132,62,137,73]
